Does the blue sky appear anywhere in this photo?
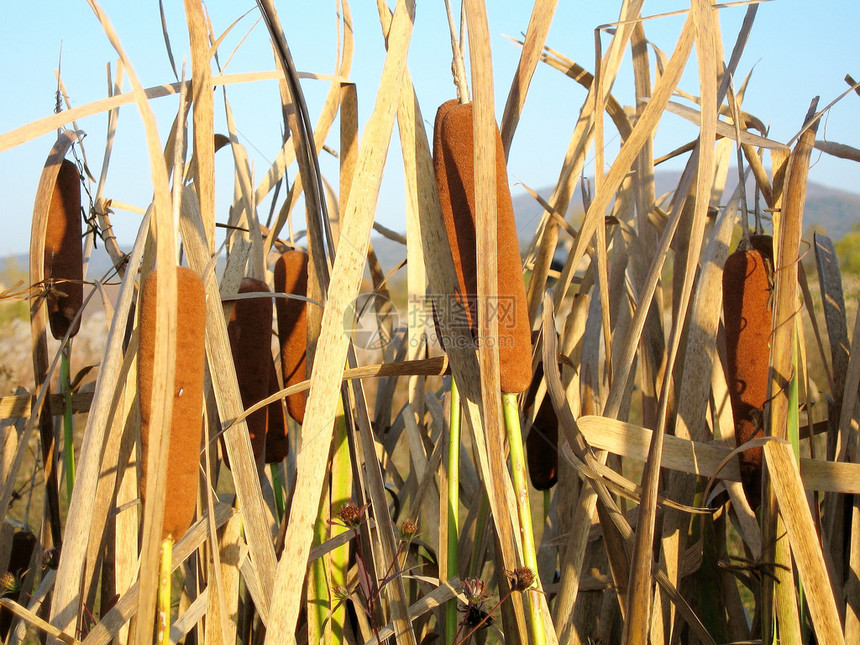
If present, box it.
[1,1,858,258]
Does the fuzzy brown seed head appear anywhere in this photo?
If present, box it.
[44,158,84,340]
[506,566,535,592]
[399,520,418,542]
[336,502,365,529]
[0,572,20,596]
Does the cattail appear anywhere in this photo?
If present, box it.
[722,235,773,508]
[274,250,309,424]
[44,159,83,340]
[432,99,532,393]
[523,362,558,490]
[264,356,290,463]
[226,277,273,463]
[138,266,206,541]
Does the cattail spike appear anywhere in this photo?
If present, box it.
[433,100,532,393]
[45,158,83,340]
[274,250,309,424]
[138,266,206,541]
[226,277,274,463]
[722,235,773,508]
[523,361,558,490]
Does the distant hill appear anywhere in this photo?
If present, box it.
[509,171,860,242]
[4,173,858,278]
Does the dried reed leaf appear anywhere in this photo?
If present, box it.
[762,102,818,643]
[577,415,860,493]
[0,70,340,154]
[158,0,179,82]
[183,0,216,251]
[360,577,463,644]
[222,96,266,279]
[764,440,845,644]
[178,186,278,612]
[663,100,786,149]
[499,0,559,154]
[814,139,860,162]
[256,1,354,219]
[169,590,207,643]
[814,233,849,454]
[263,2,416,641]
[82,503,235,645]
[93,62,129,272]
[49,159,151,645]
[0,599,79,645]
[29,130,82,551]
[464,1,542,641]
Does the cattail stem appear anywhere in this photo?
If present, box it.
[270,463,285,523]
[60,342,75,499]
[789,326,807,631]
[330,405,351,642]
[309,492,330,644]
[446,377,462,643]
[156,537,172,645]
[502,392,545,645]
[468,494,490,578]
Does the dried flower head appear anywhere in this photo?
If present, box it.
[399,520,418,542]
[1,572,21,596]
[506,566,535,592]
[41,547,59,570]
[332,584,350,602]
[335,501,367,529]
[462,577,489,603]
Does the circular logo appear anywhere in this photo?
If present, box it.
[343,293,399,351]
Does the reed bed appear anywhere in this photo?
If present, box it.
[1,1,860,644]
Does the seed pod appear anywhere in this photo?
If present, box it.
[722,235,773,508]
[433,100,532,393]
[274,250,309,424]
[226,277,273,463]
[523,362,558,490]
[265,356,290,463]
[138,266,206,541]
[44,159,83,340]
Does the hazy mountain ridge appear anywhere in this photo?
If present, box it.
[3,173,857,276]
[510,171,860,242]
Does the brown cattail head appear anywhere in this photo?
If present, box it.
[523,361,558,490]
[264,356,290,463]
[432,99,532,394]
[226,277,273,463]
[274,250,309,424]
[138,266,206,541]
[722,235,773,508]
[44,159,83,340]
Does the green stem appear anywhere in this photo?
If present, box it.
[330,406,351,643]
[156,537,172,645]
[309,490,330,645]
[502,392,545,645]
[468,494,490,579]
[446,377,462,644]
[60,342,75,499]
[270,463,285,523]
[789,327,807,642]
